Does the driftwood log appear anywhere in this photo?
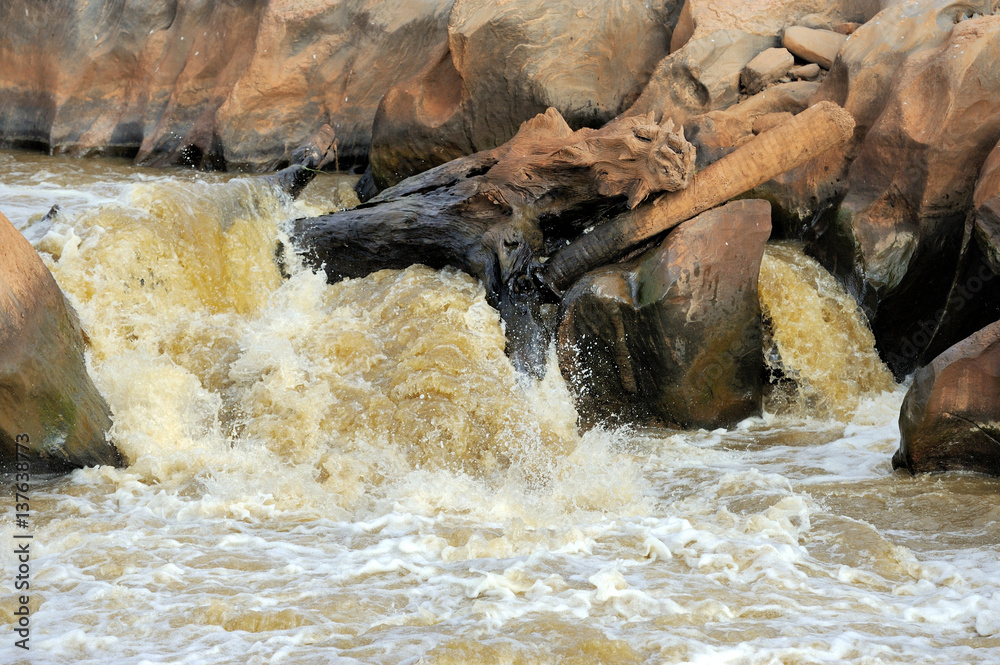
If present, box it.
[288,107,696,372]
[543,101,856,290]
[284,102,854,373]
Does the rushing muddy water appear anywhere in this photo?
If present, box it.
[1,147,999,664]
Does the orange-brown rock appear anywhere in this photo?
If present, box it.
[741,48,795,95]
[557,200,772,429]
[782,26,848,69]
[789,63,823,80]
[763,0,997,228]
[1,211,123,470]
[894,319,1000,476]
[627,0,881,126]
[684,81,818,167]
[807,14,1000,378]
[0,0,454,170]
[667,0,880,53]
[367,0,679,190]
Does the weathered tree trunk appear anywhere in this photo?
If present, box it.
[542,102,857,291]
[287,102,855,373]
[289,107,696,371]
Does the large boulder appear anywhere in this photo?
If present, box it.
[0,211,123,469]
[557,199,772,429]
[804,13,1000,378]
[894,318,1000,475]
[367,0,679,190]
[0,0,454,170]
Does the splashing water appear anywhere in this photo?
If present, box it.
[759,242,895,419]
[1,150,999,665]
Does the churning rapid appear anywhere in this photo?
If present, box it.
[2,148,1000,665]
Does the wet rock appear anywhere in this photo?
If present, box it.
[557,199,772,429]
[974,140,1000,210]
[0,210,123,470]
[894,319,1000,476]
[974,143,1000,276]
[741,48,795,95]
[0,0,454,170]
[782,26,848,69]
[368,0,678,190]
[810,14,1000,378]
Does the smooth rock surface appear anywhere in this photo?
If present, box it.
[782,26,848,69]
[557,199,772,429]
[815,14,1000,377]
[0,0,455,170]
[683,81,818,167]
[895,318,1000,475]
[0,210,123,469]
[741,48,795,95]
[763,0,997,228]
[368,0,678,189]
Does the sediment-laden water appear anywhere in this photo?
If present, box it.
[2,148,999,664]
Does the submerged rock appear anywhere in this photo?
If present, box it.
[895,319,1000,476]
[0,211,123,470]
[557,199,772,429]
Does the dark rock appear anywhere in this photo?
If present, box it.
[894,318,1000,476]
[557,199,772,429]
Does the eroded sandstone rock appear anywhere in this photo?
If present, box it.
[557,199,772,429]
[895,318,1000,476]
[809,14,1000,377]
[368,0,678,189]
[683,81,818,167]
[627,0,881,126]
[0,0,455,170]
[741,47,795,95]
[782,26,848,69]
[762,0,998,229]
[0,211,123,470]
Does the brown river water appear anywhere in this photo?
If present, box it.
[1,148,999,664]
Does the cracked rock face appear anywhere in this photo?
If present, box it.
[895,318,1000,476]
